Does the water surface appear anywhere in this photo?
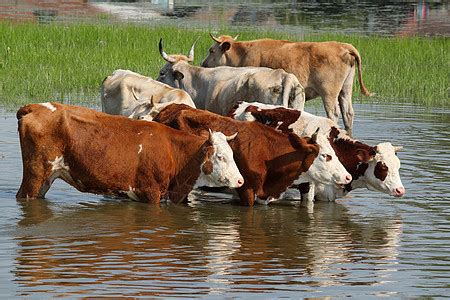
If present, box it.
[0,103,449,298]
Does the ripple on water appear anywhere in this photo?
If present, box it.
[0,104,449,298]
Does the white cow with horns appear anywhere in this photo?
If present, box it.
[156,38,305,115]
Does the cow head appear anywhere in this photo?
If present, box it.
[196,130,244,189]
[201,34,238,67]
[157,38,196,88]
[128,97,170,122]
[362,143,405,197]
[302,129,352,188]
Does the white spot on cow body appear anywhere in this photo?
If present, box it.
[126,186,140,201]
[138,131,143,135]
[138,144,143,154]
[40,102,56,112]
[49,156,69,172]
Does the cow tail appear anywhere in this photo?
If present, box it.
[283,74,305,110]
[347,45,373,97]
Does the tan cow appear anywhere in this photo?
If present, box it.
[101,69,195,121]
[201,35,373,136]
[16,102,244,203]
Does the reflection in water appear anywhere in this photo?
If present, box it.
[2,1,447,36]
[13,198,402,297]
[1,103,449,297]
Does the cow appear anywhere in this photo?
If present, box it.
[156,39,305,115]
[230,101,405,201]
[154,104,352,206]
[201,34,373,136]
[101,69,195,121]
[16,102,244,204]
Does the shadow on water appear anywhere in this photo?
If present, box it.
[13,197,403,297]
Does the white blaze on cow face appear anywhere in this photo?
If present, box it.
[305,131,352,187]
[364,143,405,197]
[40,102,57,112]
[195,131,244,189]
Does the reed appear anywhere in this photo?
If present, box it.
[0,22,447,107]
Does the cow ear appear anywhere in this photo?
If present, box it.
[221,42,231,52]
[288,133,306,149]
[356,149,372,163]
[173,70,184,81]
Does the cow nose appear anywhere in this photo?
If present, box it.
[345,175,352,183]
[394,186,405,197]
[237,178,244,187]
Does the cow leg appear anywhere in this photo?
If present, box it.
[237,187,255,206]
[17,162,53,199]
[338,72,355,136]
[142,188,161,205]
[322,94,340,124]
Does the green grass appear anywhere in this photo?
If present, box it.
[0,21,448,107]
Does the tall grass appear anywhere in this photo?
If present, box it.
[0,22,448,107]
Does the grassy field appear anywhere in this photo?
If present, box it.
[0,22,448,107]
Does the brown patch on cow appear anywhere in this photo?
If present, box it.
[155,104,319,206]
[244,105,301,133]
[328,126,376,181]
[201,146,214,175]
[374,161,388,181]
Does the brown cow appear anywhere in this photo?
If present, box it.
[230,101,405,201]
[201,35,373,136]
[154,104,352,206]
[16,102,244,203]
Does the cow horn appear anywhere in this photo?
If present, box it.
[131,87,141,102]
[226,132,238,141]
[159,38,176,63]
[209,33,221,43]
[187,37,199,62]
[233,34,239,40]
[310,128,320,143]
[394,146,403,152]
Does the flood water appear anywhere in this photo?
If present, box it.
[0,102,448,298]
[2,1,449,36]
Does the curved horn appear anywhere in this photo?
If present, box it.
[310,128,320,144]
[394,146,403,152]
[187,37,200,62]
[131,87,140,102]
[209,33,221,43]
[233,34,239,40]
[159,38,176,63]
[226,132,238,141]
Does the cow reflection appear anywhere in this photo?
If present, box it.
[14,199,402,296]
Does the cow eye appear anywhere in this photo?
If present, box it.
[209,49,215,53]
[217,154,224,161]
[159,71,165,76]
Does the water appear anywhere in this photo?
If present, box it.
[0,102,449,298]
[2,1,449,36]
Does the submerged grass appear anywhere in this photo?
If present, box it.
[0,21,448,107]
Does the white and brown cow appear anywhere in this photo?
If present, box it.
[101,69,195,121]
[230,102,405,201]
[16,102,244,203]
[202,35,373,136]
[154,104,352,205]
[156,39,305,115]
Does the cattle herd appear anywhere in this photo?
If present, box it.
[16,34,405,205]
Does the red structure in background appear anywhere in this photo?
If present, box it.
[0,0,103,23]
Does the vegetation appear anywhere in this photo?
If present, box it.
[0,21,448,107]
